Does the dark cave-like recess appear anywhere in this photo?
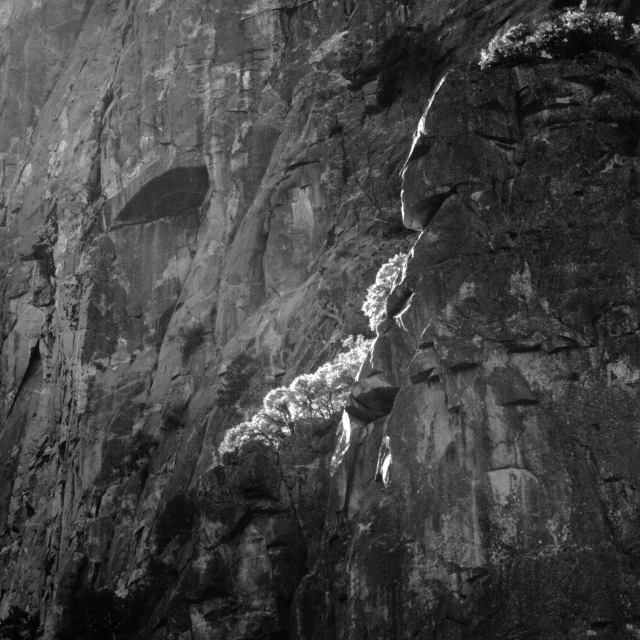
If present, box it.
[111,165,210,227]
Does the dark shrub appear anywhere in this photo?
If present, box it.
[0,606,38,640]
[56,589,138,640]
[216,353,254,408]
[160,409,184,432]
[178,323,206,361]
[121,430,158,474]
[160,393,189,432]
[155,493,197,551]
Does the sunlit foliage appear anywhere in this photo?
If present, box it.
[220,336,372,454]
[362,253,407,331]
[480,2,640,69]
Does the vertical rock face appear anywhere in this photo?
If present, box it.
[1,0,640,638]
[297,54,640,640]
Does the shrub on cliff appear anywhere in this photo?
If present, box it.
[121,429,158,474]
[216,353,255,410]
[56,589,139,640]
[362,253,407,330]
[178,322,206,361]
[154,493,197,551]
[160,393,189,432]
[0,606,38,640]
[220,335,372,453]
[160,406,185,432]
[56,573,170,640]
[479,1,640,69]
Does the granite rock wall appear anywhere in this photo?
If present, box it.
[296,53,640,640]
[0,0,640,639]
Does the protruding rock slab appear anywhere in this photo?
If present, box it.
[345,374,400,422]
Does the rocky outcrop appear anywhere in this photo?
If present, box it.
[2,0,640,639]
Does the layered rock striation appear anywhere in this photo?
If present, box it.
[1,0,640,639]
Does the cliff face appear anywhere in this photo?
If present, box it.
[2,0,640,639]
[300,55,640,639]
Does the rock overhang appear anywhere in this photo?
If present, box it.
[107,165,210,229]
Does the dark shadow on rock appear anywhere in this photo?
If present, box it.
[110,166,209,228]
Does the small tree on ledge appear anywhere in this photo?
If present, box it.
[479,1,640,69]
[219,336,372,454]
[362,253,408,331]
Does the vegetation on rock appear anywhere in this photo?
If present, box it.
[121,429,158,474]
[160,394,189,432]
[56,589,141,640]
[479,1,640,69]
[362,253,407,330]
[160,409,184,432]
[0,607,38,640]
[55,562,177,640]
[178,322,206,361]
[216,353,255,410]
[220,336,372,453]
[154,493,197,551]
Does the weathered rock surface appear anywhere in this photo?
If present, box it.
[1,0,640,638]
[294,54,640,640]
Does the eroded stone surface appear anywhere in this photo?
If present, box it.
[1,0,640,638]
[294,56,640,640]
